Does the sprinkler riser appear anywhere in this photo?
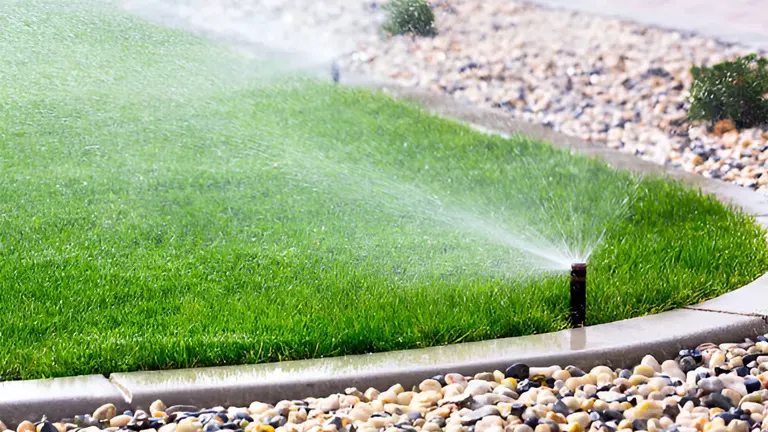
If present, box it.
[570,262,587,328]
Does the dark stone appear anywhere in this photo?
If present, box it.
[745,378,762,393]
[399,426,418,432]
[166,406,200,415]
[661,427,679,432]
[127,419,151,431]
[234,413,253,422]
[632,420,648,431]
[150,419,167,428]
[545,377,556,388]
[325,417,343,430]
[123,411,134,417]
[462,406,500,426]
[757,335,768,343]
[432,375,446,386]
[39,423,57,432]
[517,379,539,392]
[626,396,639,407]
[644,67,671,78]
[204,424,220,432]
[713,413,737,425]
[734,366,749,377]
[370,413,389,419]
[602,410,624,422]
[268,416,287,428]
[553,400,569,416]
[524,417,539,429]
[663,404,680,420]
[220,424,238,430]
[742,353,760,366]
[706,393,734,411]
[458,62,479,73]
[395,421,412,428]
[199,415,215,425]
[429,417,446,428]
[621,78,639,90]
[714,367,731,376]
[510,403,526,418]
[618,369,632,379]
[679,349,703,363]
[505,363,530,380]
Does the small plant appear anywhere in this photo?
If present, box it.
[383,0,437,37]
[688,54,768,129]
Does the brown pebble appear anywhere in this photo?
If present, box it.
[150,400,167,415]
[17,422,35,432]
[93,403,117,421]
[714,119,736,137]
[110,415,132,428]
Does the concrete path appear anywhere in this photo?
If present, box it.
[524,0,768,51]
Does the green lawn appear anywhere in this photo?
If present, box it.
[1,0,767,380]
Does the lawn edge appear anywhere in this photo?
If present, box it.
[4,77,768,426]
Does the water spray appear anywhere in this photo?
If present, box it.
[569,262,587,328]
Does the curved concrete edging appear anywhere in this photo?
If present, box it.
[4,79,768,427]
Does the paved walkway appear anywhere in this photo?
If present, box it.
[525,0,768,51]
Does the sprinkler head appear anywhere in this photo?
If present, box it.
[569,262,587,328]
[331,62,341,84]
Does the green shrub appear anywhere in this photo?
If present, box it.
[383,0,436,37]
[688,54,768,129]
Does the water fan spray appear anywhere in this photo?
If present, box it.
[570,263,587,328]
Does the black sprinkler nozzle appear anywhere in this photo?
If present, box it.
[570,262,587,328]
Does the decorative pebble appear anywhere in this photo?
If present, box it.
[9,333,768,432]
[327,0,768,194]
[108,416,131,428]
[92,404,117,422]
[17,422,35,432]
[505,364,530,380]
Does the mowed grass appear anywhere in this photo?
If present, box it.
[1,0,767,380]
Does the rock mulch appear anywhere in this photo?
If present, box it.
[121,0,768,193]
[340,1,768,193]
[10,336,768,432]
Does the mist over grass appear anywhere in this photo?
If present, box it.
[0,0,766,380]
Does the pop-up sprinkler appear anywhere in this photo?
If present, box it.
[570,263,587,328]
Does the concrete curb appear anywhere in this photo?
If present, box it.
[4,79,768,427]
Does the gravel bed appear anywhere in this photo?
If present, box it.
[10,336,768,432]
[339,1,768,192]
[122,0,768,194]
